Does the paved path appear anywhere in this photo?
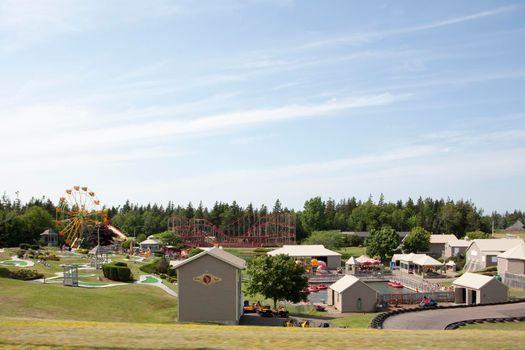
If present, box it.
[136,275,178,297]
[383,302,525,330]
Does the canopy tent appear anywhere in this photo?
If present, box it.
[355,255,381,265]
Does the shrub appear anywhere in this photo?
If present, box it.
[102,263,133,282]
[160,273,167,279]
[167,267,177,277]
[188,248,204,257]
[30,244,40,250]
[156,257,169,274]
[167,276,177,283]
[0,267,11,278]
[16,250,26,258]
[139,258,160,274]
[10,269,44,280]
[77,248,89,254]
[153,250,165,257]
[114,262,128,267]
[19,243,30,250]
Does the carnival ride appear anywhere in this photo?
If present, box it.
[55,186,126,247]
[168,213,296,247]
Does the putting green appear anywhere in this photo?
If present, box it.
[141,276,160,284]
[0,260,30,267]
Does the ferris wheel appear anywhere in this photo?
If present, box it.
[55,186,105,247]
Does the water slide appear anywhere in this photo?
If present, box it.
[107,224,128,242]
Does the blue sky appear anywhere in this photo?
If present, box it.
[1,0,524,213]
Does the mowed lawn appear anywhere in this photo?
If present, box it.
[0,278,177,323]
[0,317,524,350]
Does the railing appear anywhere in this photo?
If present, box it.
[391,272,445,292]
[308,274,343,283]
[379,291,454,305]
[503,272,525,290]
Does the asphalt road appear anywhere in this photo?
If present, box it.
[382,302,525,330]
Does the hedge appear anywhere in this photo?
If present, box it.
[9,269,44,280]
[102,262,133,282]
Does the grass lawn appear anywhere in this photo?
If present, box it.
[336,246,367,259]
[509,288,525,298]
[1,317,524,350]
[461,321,525,331]
[328,313,379,328]
[0,277,177,323]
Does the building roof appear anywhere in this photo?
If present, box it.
[173,247,246,270]
[430,234,458,244]
[498,242,525,260]
[342,231,409,238]
[470,238,524,253]
[413,255,443,266]
[329,275,362,293]
[453,272,499,289]
[139,238,160,245]
[505,220,525,232]
[267,245,341,257]
[447,240,471,248]
[446,260,456,266]
[346,256,356,265]
[40,228,57,236]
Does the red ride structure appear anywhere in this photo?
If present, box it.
[168,213,296,247]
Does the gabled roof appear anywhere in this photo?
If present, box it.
[430,234,458,244]
[40,228,57,236]
[453,272,501,289]
[413,255,443,266]
[470,239,524,253]
[346,256,356,265]
[268,245,341,257]
[173,247,246,270]
[447,240,471,248]
[140,238,160,245]
[498,242,525,260]
[505,220,525,232]
[446,260,456,266]
[329,275,371,293]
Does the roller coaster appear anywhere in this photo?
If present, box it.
[168,213,296,247]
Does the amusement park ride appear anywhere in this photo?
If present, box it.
[55,186,126,248]
[168,213,296,247]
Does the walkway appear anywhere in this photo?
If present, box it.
[382,302,525,330]
[136,275,178,297]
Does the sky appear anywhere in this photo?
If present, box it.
[0,0,524,213]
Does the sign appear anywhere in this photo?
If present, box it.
[193,273,222,286]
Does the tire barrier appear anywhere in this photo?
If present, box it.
[369,299,525,330]
[445,317,525,330]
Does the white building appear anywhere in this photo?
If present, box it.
[268,245,342,269]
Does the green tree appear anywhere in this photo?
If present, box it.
[465,230,491,239]
[365,226,400,261]
[302,230,345,250]
[19,206,55,244]
[403,226,431,253]
[156,230,183,248]
[136,233,147,243]
[188,248,204,257]
[246,254,308,309]
[300,197,326,234]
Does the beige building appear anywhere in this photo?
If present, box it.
[464,238,524,272]
[444,240,471,258]
[453,272,508,305]
[174,247,246,325]
[429,234,458,257]
[327,275,377,312]
[268,245,342,270]
[497,242,525,275]
[139,237,161,251]
[392,253,443,277]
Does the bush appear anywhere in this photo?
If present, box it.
[160,273,168,279]
[9,269,44,280]
[16,250,26,258]
[188,248,204,257]
[19,243,30,250]
[139,258,159,274]
[168,267,177,277]
[114,262,128,267]
[344,234,363,247]
[77,248,89,254]
[30,244,40,250]
[0,267,11,278]
[167,276,177,283]
[153,250,165,257]
[102,263,133,282]
[156,257,169,274]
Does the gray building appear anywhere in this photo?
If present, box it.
[464,239,524,272]
[453,272,508,305]
[174,247,246,325]
[497,242,525,275]
[139,237,161,252]
[267,245,342,270]
[444,240,471,258]
[327,275,377,312]
[429,234,458,257]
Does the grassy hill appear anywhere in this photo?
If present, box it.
[0,317,523,350]
[0,278,177,323]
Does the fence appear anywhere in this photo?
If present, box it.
[503,272,525,290]
[379,291,454,305]
[390,273,446,292]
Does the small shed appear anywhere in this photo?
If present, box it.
[497,242,525,275]
[40,229,58,247]
[267,245,342,269]
[173,247,246,325]
[139,237,161,252]
[453,272,508,305]
[327,275,378,312]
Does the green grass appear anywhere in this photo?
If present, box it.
[0,277,177,323]
[329,313,379,328]
[336,246,367,259]
[0,317,524,350]
[461,321,525,331]
[509,288,525,298]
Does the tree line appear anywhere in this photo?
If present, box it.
[0,192,523,247]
